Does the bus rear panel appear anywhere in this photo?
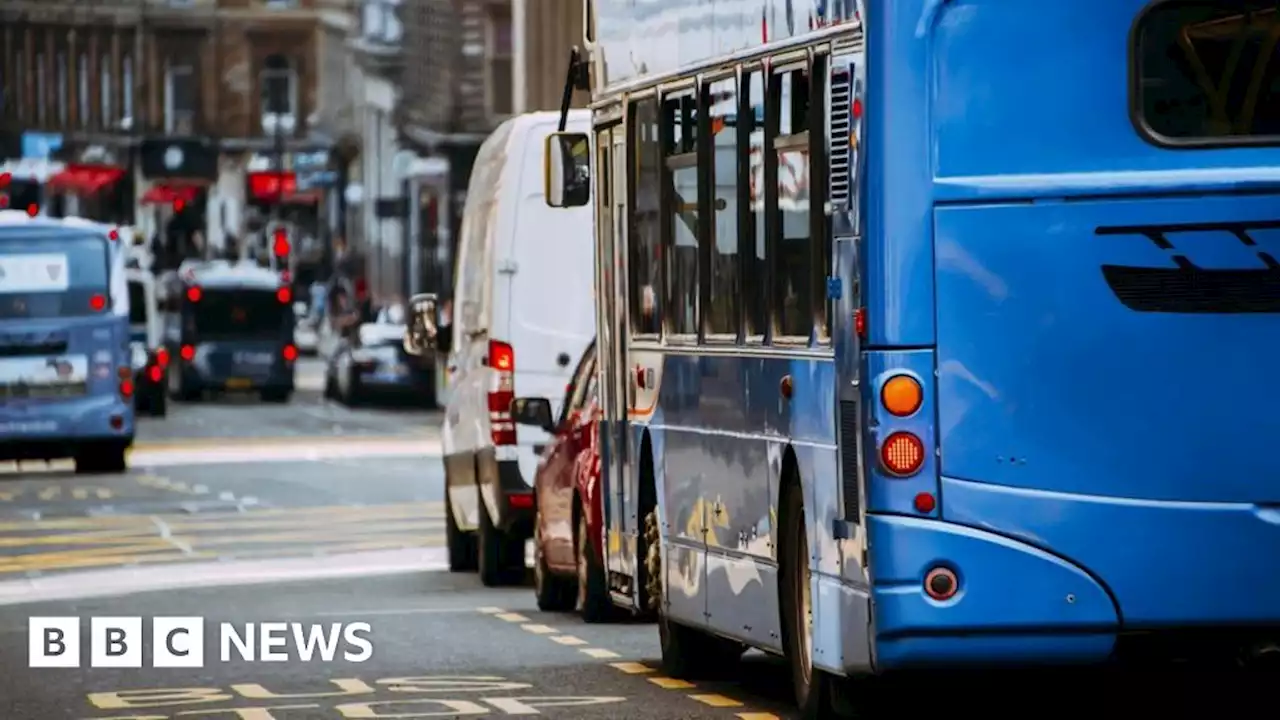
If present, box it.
[868,0,1280,669]
[0,230,133,460]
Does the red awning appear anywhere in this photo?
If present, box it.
[46,165,125,195]
[140,184,200,205]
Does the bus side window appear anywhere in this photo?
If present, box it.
[705,75,741,340]
[744,69,770,341]
[661,91,700,338]
[769,65,814,342]
[629,97,663,338]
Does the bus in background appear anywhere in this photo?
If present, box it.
[543,0,1280,714]
[164,260,297,403]
[0,211,134,473]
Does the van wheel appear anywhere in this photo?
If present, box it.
[780,481,857,718]
[578,511,615,623]
[74,443,128,475]
[478,500,524,587]
[646,508,743,678]
[534,517,576,611]
[445,486,478,572]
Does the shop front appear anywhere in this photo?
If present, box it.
[138,138,219,271]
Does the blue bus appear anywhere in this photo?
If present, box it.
[542,0,1280,713]
[0,211,134,473]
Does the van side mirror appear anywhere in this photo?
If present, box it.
[403,292,439,356]
[544,132,590,208]
[511,397,555,432]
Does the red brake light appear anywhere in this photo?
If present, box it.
[180,344,196,361]
[26,203,37,217]
[282,344,298,362]
[89,294,107,312]
[881,432,925,477]
[277,286,292,303]
[148,365,163,383]
[186,286,202,303]
[489,341,514,371]
[155,347,170,367]
[273,229,290,257]
[108,228,119,241]
[852,97,863,120]
[173,199,185,212]
[855,307,866,339]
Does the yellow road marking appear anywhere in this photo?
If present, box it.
[476,607,504,614]
[580,648,621,659]
[521,624,558,634]
[494,613,529,623]
[736,714,782,720]
[690,694,743,708]
[609,662,653,674]
[550,635,588,646]
[70,488,114,500]
[649,677,695,690]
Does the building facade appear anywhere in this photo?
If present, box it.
[0,0,338,268]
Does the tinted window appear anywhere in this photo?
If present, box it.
[0,234,110,319]
[128,281,147,324]
[707,77,740,337]
[1135,1,1280,141]
[191,289,287,340]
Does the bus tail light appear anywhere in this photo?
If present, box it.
[282,344,298,362]
[26,203,37,217]
[881,375,922,417]
[855,307,866,339]
[277,286,292,304]
[186,286,202,303]
[924,567,958,601]
[881,431,925,476]
[180,344,196,362]
[118,367,134,398]
[89,294,107,312]
[487,340,516,446]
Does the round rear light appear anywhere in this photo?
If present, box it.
[924,567,958,601]
[148,365,163,383]
[282,345,298,362]
[881,432,925,476]
[881,375,922,417]
[277,287,292,303]
[89,294,107,311]
[186,286,202,303]
[180,344,196,361]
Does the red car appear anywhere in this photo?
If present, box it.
[511,341,613,621]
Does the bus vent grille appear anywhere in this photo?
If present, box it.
[829,69,852,204]
[839,400,861,519]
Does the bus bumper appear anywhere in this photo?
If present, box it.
[0,395,134,461]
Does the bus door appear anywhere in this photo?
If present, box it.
[596,123,637,593]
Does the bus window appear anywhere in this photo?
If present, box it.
[663,91,700,336]
[1134,0,1280,142]
[0,235,110,319]
[707,76,741,339]
[190,289,287,340]
[771,66,813,339]
[629,96,663,337]
[746,70,769,340]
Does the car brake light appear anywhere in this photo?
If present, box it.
[282,344,298,362]
[26,203,37,217]
[277,286,292,304]
[180,344,196,362]
[155,347,170,367]
[187,286,202,302]
[148,365,163,383]
[487,340,516,446]
[881,432,925,476]
[89,294,106,312]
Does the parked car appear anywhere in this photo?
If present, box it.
[325,304,434,406]
[511,341,614,621]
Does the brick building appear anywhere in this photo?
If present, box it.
[0,0,337,261]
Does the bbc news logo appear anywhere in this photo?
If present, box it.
[29,617,373,668]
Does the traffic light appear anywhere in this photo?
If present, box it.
[272,226,290,258]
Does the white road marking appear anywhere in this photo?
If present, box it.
[148,515,194,555]
[129,437,441,466]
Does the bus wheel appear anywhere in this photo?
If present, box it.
[646,507,743,678]
[534,516,575,611]
[780,482,854,718]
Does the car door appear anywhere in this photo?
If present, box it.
[536,343,598,570]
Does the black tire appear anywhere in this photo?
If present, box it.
[780,481,858,718]
[645,507,743,678]
[261,389,291,403]
[445,485,478,572]
[534,513,576,612]
[578,509,614,623]
[478,497,525,587]
[74,442,128,475]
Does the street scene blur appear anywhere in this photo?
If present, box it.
[1,0,1278,717]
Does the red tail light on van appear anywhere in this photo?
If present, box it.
[487,340,516,445]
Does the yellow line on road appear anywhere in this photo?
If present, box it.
[609,662,653,674]
[736,714,782,720]
[476,607,504,614]
[649,677,696,690]
[689,694,743,708]
[494,612,529,623]
[550,635,588,646]
[521,624,558,634]
[580,648,621,659]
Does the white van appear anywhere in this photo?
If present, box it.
[441,109,595,586]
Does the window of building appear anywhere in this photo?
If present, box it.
[122,55,133,125]
[165,60,195,134]
[662,91,700,336]
[56,53,68,127]
[13,53,23,120]
[486,7,513,117]
[770,66,813,340]
[1134,0,1280,143]
[745,70,768,340]
[706,76,740,338]
[78,54,89,128]
[629,96,662,337]
[259,54,296,124]
[100,55,113,127]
